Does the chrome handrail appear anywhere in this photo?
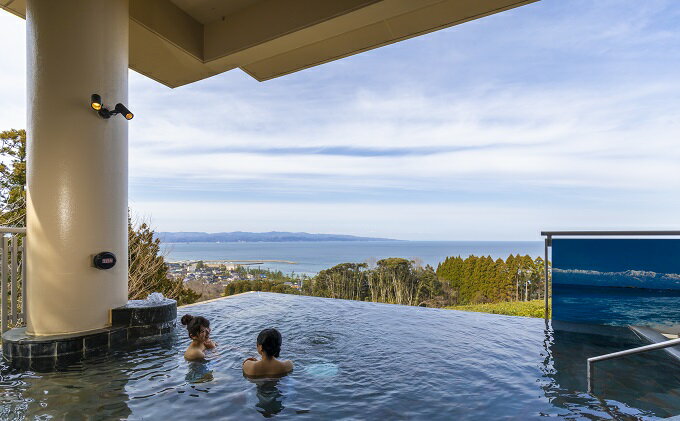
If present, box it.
[587,337,680,393]
[0,227,26,333]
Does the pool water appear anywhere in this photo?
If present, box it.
[2,292,680,420]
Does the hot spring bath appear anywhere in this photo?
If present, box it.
[1,292,679,419]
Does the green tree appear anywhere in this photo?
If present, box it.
[128,217,200,305]
[0,129,26,227]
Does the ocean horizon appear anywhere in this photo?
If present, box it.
[163,240,544,275]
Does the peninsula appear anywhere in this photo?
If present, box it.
[156,231,396,243]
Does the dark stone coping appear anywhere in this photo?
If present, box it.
[2,299,178,371]
[551,320,637,339]
[3,326,125,358]
[111,298,177,327]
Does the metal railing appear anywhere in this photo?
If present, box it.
[0,227,26,334]
[587,337,680,393]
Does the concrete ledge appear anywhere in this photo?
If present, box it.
[2,298,177,371]
[630,326,680,362]
[551,320,638,339]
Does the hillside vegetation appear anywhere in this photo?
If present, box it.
[447,299,550,318]
[223,255,550,311]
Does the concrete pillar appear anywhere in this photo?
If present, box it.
[26,0,129,335]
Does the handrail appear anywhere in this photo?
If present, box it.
[0,227,26,333]
[587,337,680,393]
[0,227,26,234]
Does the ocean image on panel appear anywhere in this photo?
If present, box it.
[552,239,680,329]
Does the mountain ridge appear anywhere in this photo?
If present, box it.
[156,231,398,243]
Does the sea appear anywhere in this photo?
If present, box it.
[163,241,544,275]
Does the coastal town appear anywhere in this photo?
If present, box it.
[167,260,302,299]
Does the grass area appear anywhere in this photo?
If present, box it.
[445,299,550,318]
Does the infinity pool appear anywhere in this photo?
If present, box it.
[1,292,680,419]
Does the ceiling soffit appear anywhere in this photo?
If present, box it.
[0,0,538,87]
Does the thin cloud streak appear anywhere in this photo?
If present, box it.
[2,0,680,239]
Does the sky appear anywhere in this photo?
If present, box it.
[1,0,679,241]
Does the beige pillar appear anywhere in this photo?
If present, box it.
[26,0,129,335]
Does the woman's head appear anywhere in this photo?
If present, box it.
[181,314,210,342]
[257,328,282,358]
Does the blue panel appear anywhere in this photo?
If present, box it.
[552,239,680,327]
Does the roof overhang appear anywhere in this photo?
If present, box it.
[1,0,537,88]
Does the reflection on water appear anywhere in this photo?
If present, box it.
[186,361,214,384]
[304,362,339,378]
[0,351,135,420]
[248,378,286,417]
[542,322,680,419]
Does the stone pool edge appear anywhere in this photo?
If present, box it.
[178,291,256,309]
[2,299,178,371]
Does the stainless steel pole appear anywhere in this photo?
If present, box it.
[587,337,680,393]
[544,235,550,321]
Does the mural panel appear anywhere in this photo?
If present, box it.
[552,239,680,329]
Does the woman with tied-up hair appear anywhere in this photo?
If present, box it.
[243,328,294,377]
[181,314,217,361]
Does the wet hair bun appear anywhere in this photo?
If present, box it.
[182,315,210,339]
[257,328,282,358]
[181,314,194,326]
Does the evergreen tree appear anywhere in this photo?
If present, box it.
[128,218,201,305]
[0,129,26,227]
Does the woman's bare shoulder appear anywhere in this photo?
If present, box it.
[184,347,205,361]
[242,358,258,375]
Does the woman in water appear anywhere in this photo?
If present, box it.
[181,314,217,361]
[243,328,294,377]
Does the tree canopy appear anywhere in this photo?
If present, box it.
[0,129,26,227]
[228,254,549,309]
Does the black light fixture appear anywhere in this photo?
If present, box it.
[91,94,103,111]
[90,93,134,120]
[114,103,134,120]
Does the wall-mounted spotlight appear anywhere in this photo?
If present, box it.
[90,93,134,120]
[114,103,134,120]
[91,94,103,111]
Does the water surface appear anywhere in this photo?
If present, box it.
[2,293,679,419]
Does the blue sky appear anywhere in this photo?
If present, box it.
[1,0,679,240]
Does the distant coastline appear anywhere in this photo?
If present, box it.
[162,240,544,275]
[156,231,398,243]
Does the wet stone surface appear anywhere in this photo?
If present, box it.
[2,299,177,370]
[111,299,177,327]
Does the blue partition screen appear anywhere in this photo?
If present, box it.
[552,239,680,328]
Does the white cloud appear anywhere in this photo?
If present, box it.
[3,1,680,240]
[129,83,680,194]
